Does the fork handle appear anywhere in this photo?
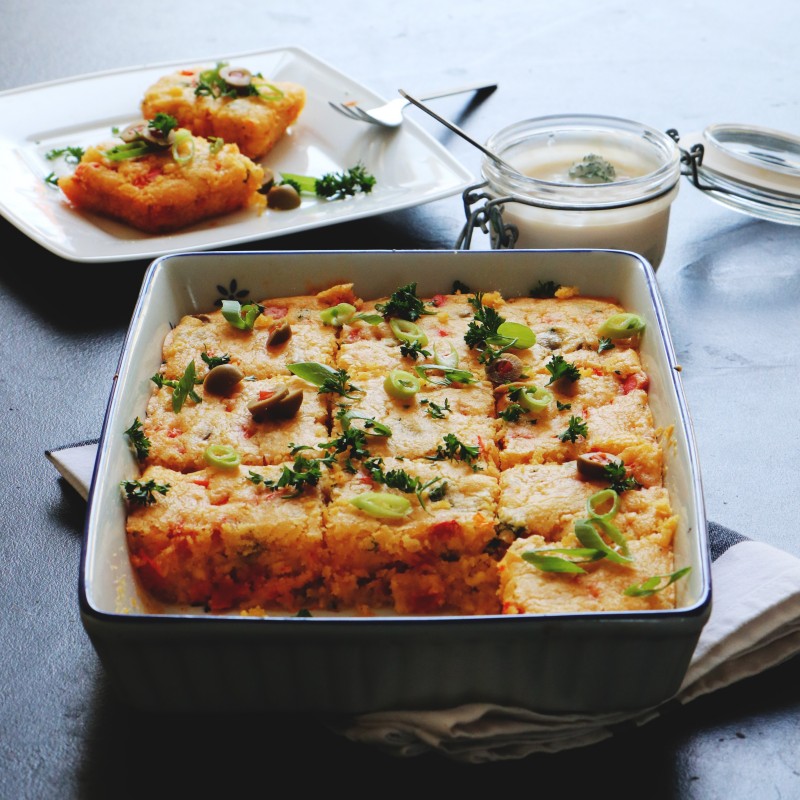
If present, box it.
[415,82,498,103]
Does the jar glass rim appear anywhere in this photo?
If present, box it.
[482,114,681,210]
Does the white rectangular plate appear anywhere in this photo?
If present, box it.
[0,47,475,263]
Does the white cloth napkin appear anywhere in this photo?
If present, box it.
[47,442,800,763]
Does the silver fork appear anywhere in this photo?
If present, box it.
[329,82,497,128]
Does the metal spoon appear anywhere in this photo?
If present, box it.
[398,89,519,174]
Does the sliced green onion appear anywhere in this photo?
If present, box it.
[338,409,392,437]
[514,384,553,413]
[390,318,428,347]
[320,302,356,326]
[278,172,318,194]
[256,82,285,101]
[586,488,620,522]
[522,547,604,574]
[350,491,412,518]
[597,313,646,339]
[574,518,631,564]
[495,321,536,349]
[203,443,242,469]
[624,566,692,597]
[220,299,263,331]
[355,312,383,325]
[433,340,459,368]
[414,364,476,386]
[103,141,151,161]
[384,369,420,399]
[171,130,194,164]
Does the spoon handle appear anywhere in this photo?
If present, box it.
[398,89,516,172]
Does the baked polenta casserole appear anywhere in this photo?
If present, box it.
[121,279,687,616]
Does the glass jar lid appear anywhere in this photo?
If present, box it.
[678,123,800,224]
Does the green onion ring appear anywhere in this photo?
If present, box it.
[586,488,620,521]
[203,443,242,469]
[350,491,412,518]
[597,313,646,339]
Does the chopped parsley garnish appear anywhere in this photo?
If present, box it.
[558,415,589,443]
[124,417,151,460]
[464,293,503,351]
[568,153,616,184]
[278,164,376,200]
[120,478,170,506]
[318,427,371,473]
[375,282,433,321]
[420,397,451,419]
[399,340,431,360]
[201,350,231,370]
[602,460,641,494]
[151,360,202,412]
[45,145,85,164]
[247,455,322,497]
[363,457,447,512]
[428,433,482,470]
[556,400,572,410]
[194,62,265,99]
[598,337,615,353]
[545,354,581,385]
[529,280,561,299]
[499,403,525,422]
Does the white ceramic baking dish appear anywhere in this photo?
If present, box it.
[80,248,711,714]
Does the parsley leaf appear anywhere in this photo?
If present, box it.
[558,415,589,443]
[598,337,615,353]
[427,433,482,470]
[247,456,322,498]
[545,355,581,385]
[602,460,641,494]
[201,350,231,370]
[151,361,202,412]
[529,280,561,299]
[375,282,433,322]
[420,398,451,419]
[120,478,170,505]
[124,417,151,460]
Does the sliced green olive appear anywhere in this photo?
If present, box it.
[120,121,149,143]
[247,387,288,420]
[576,451,623,480]
[320,302,356,326]
[203,443,242,469]
[350,491,412,519]
[485,353,523,385]
[496,321,536,349]
[389,318,428,347]
[267,320,292,347]
[515,384,553,413]
[267,184,301,210]
[384,369,420,399]
[203,363,244,396]
[247,387,304,421]
[597,313,646,339]
[270,387,304,418]
[219,65,252,87]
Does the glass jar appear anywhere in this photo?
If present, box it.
[479,114,682,268]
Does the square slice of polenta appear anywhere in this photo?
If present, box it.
[143,374,328,472]
[124,463,327,613]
